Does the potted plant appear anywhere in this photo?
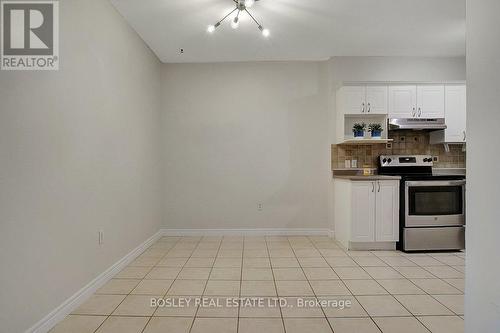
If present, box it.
[368,123,383,138]
[352,122,366,139]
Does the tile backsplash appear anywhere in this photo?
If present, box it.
[332,130,466,169]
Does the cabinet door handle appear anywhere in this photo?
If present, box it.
[367,103,371,113]
[378,181,381,192]
[418,107,422,117]
[463,131,466,141]
[412,107,416,117]
[361,102,365,113]
[371,182,375,192]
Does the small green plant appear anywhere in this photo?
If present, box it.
[352,122,366,138]
[368,123,383,132]
[352,122,366,132]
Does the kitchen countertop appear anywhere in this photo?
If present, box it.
[333,175,401,180]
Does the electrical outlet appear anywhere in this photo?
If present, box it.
[99,230,104,245]
[433,156,439,163]
[386,142,393,149]
[258,203,263,211]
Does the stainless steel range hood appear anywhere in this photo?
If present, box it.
[389,118,447,131]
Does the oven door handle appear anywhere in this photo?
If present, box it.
[405,180,466,187]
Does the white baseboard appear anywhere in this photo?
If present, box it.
[26,227,334,333]
[161,228,334,237]
[348,241,397,251]
[26,230,163,333]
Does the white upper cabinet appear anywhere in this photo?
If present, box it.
[444,85,467,142]
[338,85,388,115]
[365,86,389,114]
[430,85,467,144]
[389,85,445,118]
[417,85,445,118]
[388,85,417,118]
[339,86,367,114]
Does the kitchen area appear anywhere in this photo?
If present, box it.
[332,84,466,253]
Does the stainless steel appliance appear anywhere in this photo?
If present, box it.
[378,155,465,251]
[388,118,447,131]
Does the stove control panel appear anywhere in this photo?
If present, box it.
[379,155,434,167]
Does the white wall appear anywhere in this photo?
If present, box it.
[161,62,332,230]
[465,1,500,331]
[160,57,465,232]
[330,56,466,87]
[0,1,163,332]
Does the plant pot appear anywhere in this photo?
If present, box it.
[371,130,382,138]
[353,130,365,139]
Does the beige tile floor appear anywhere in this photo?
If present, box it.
[50,236,465,333]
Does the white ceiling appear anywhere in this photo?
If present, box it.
[110,0,465,63]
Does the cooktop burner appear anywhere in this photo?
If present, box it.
[377,155,465,180]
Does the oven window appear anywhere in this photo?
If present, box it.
[408,186,463,215]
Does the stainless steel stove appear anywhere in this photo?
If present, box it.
[378,155,465,252]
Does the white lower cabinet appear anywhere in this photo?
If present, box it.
[375,181,400,242]
[351,181,376,242]
[334,179,400,250]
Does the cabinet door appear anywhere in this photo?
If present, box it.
[351,182,376,242]
[417,85,445,118]
[366,86,388,114]
[388,86,417,118]
[444,85,467,142]
[339,86,366,114]
[375,181,400,242]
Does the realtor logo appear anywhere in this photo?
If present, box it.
[1,0,59,70]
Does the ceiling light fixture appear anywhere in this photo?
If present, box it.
[245,0,255,8]
[231,10,240,29]
[207,0,269,37]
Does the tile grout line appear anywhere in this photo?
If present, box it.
[287,236,335,333]
[187,235,224,333]
[355,251,464,320]
[310,237,386,332]
[91,236,182,333]
[313,238,449,331]
[137,237,184,333]
[59,236,464,333]
[265,237,287,333]
[237,237,245,333]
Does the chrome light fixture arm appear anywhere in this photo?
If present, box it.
[207,0,269,37]
[244,8,261,28]
[211,7,238,29]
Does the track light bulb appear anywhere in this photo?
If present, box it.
[262,28,270,37]
[231,16,239,29]
[207,25,215,33]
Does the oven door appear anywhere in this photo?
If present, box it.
[405,180,465,227]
